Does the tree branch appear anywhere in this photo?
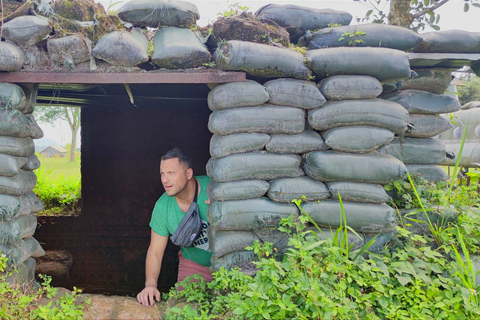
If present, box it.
[412,0,450,19]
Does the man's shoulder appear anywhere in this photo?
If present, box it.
[195,175,210,185]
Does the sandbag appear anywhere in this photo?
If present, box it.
[211,250,255,271]
[24,114,44,139]
[2,16,51,45]
[0,194,31,222]
[0,170,36,196]
[152,27,210,69]
[263,79,326,109]
[0,213,37,245]
[308,99,409,135]
[117,0,199,28]
[0,136,34,157]
[406,114,452,138]
[208,80,269,110]
[4,257,36,285]
[414,30,480,53]
[25,191,44,213]
[22,154,40,171]
[363,232,395,253]
[0,83,27,113]
[265,131,327,154]
[208,105,305,135]
[318,75,383,101]
[378,137,446,164]
[400,206,457,235]
[207,179,270,201]
[0,237,44,267]
[406,164,449,182]
[210,133,270,159]
[381,89,461,115]
[0,41,24,72]
[207,152,304,182]
[322,126,394,153]
[254,4,352,42]
[267,177,330,203]
[327,182,391,204]
[0,154,27,177]
[306,47,411,82]
[209,198,298,231]
[304,151,407,184]
[47,35,92,67]
[0,109,35,138]
[306,23,422,51]
[302,200,397,233]
[462,101,480,110]
[19,84,38,115]
[400,69,452,94]
[214,40,311,80]
[92,31,149,67]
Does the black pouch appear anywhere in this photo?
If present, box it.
[170,180,202,247]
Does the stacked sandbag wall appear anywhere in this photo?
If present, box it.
[0,83,45,284]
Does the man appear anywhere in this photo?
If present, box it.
[137,148,212,306]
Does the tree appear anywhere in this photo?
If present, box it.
[457,76,480,106]
[34,106,81,162]
[359,0,480,31]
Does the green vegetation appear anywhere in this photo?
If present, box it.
[0,254,89,320]
[338,31,367,46]
[33,153,81,216]
[217,3,249,17]
[458,75,480,106]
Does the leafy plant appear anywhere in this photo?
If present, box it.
[338,30,367,46]
[217,3,249,17]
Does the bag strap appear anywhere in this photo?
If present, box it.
[193,178,198,203]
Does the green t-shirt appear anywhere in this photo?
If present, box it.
[150,175,211,267]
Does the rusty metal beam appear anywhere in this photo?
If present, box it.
[0,71,246,84]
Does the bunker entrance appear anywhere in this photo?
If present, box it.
[33,81,215,296]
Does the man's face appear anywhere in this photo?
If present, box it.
[160,158,192,197]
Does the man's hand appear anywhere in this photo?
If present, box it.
[205,199,211,205]
[137,285,160,306]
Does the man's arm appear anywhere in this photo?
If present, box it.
[137,230,168,306]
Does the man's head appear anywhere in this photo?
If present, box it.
[160,148,193,197]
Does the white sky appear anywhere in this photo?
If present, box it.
[40,0,480,145]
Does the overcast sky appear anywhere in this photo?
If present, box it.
[40,0,480,145]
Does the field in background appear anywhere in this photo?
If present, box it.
[36,153,81,180]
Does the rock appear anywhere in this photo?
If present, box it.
[2,16,51,46]
[0,41,24,72]
[47,35,92,68]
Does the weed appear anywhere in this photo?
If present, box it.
[338,30,367,46]
[217,3,249,18]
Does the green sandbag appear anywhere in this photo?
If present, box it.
[4,257,36,285]
[363,232,395,253]
[207,152,304,182]
[23,154,40,171]
[0,83,27,113]
[263,79,326,109]
[117,0,199,28]
[2,16,51,45]
[25,114,43,139]
[92,31,149,67]
[381,89,461,115]
[406,164,449,182]
[207,179,270,201]
[378,137,446,164]
[267,177,330,203]
[211,250,255,271]
[0,237,44,268]
[25,191,44,213]
[0,170,36,196]
[307,23,422,51]
[308,99,409,135]
[327,182,391,204]
[322,126,394,153]
[406,114,452,138]
[265,131,327,154]
[254,4,352,42]
[400,69,452,94]
[208,80,269,110]
[413,30,480,53]
[306,47,411,82]
[0,110,33,138]
[302,200,396,233]
[47,35,92,67]
[0,154,27,177]
[210,133,270,159]
[214,40,311,80]
[318,75,383,101]
[152,27,210,69]
[0,41,24,72]
[462,101,480,110]
[0,194,31,222]
[208,105,305,135]
[209,198,298,231]
[304,151,407,184]
[0,213,37,245]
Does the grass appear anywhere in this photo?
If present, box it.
[35,153,81,180]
